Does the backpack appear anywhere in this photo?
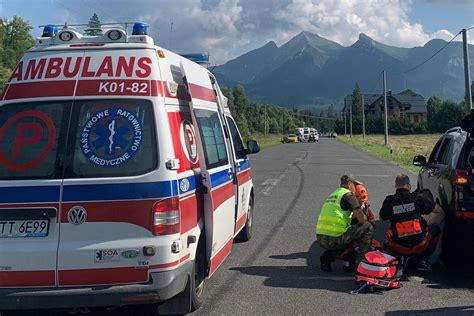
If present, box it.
[351,250,401,294]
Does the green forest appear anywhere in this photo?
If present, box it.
[0,16,469,140]
[0,16,34,89]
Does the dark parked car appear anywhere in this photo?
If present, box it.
[413,124,474,262]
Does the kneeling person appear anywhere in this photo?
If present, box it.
[316,174,374,272]
[380,174,442,271]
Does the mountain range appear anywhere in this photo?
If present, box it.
[214,32,474,109]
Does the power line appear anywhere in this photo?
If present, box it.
[292,112,337,121]
[403,31,461,74]
[369,71,384,94]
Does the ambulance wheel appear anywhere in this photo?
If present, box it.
[236,195,254,242]
[191,246,206,311]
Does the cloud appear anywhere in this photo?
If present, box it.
[272,0,431,48]
[48,0,471,64]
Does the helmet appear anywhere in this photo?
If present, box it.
[355,184,369,202]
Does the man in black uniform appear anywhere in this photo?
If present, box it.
[380,174,441,271]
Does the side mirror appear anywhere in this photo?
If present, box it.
[245,140,260,155]
[413,155,427,166]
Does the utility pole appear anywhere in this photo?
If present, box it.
[344,109,347,135]
[264,103,267,138]
[462,28,473,109]
[349,98,353,138]
[362,93,365,139]
[383,70,389,146]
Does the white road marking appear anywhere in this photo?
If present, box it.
[259,178,283,196]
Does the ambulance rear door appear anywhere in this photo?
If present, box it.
[56,49,163,286]
[180,60,236,276]
[0,85,72,287]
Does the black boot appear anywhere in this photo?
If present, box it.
[343,249,357,272]
[320,251,334,272]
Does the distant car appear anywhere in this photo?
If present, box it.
[331,132,338,138]
[413,123,474,263]
[284,134,299,143]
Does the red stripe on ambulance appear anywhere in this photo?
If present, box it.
[179,192,203,233]
[0,270,55,287]
[237,169,252,185]
[211,182,234,211]
[235,212,248,234]
[3,80,75,100]
[209,237,233,276]
[59,262,179,286]
[188,83,216,103]
[61,200,155,231]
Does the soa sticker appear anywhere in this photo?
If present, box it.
[80,108,143,167]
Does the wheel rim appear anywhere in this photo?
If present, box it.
[247,199,253,230]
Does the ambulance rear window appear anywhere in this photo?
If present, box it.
[65,99,157,178]
[0,101,70,180]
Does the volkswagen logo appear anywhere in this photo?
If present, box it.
[67,206,87,225]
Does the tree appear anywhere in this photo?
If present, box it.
[0,16,34,90]
[427,96,442,132]
[400,89,417,96]
[351,82,363,121]
[436,100,467,132]
[84,13,102,36]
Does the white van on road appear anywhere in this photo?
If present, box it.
[0,23,259,314]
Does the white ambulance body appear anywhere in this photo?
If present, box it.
[0,24,258,314]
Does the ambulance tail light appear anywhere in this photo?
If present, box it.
[153,197,180,235]
[454,170,469,185]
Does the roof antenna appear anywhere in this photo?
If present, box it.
[169,21,173,49]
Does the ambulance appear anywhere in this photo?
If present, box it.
[0,23,259,314]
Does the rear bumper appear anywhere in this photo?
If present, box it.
[0,261,192,310]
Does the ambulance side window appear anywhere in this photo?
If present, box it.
[226,116,246,160]
[194,109,228,169]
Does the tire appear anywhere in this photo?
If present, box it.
[191,246,206,312]
[235,195,254,242]
[442,220,470,267]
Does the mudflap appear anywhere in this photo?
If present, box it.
[157,274,192,315]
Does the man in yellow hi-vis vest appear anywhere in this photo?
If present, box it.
[316,174,374,272]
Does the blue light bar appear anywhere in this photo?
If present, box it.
[180,53,210,65]
[132,23,148,35]
[42,25,59,37]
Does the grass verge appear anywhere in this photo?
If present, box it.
[251,133,284,150]
[338,134,441,173]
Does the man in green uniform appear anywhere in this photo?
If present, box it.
[316,174,374,272]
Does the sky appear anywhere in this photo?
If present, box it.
[0,0,473,65]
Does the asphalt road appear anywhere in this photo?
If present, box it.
[4,138,474,315]
[194,138,474,315]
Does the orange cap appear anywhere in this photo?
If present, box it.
[355,183,369,202]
